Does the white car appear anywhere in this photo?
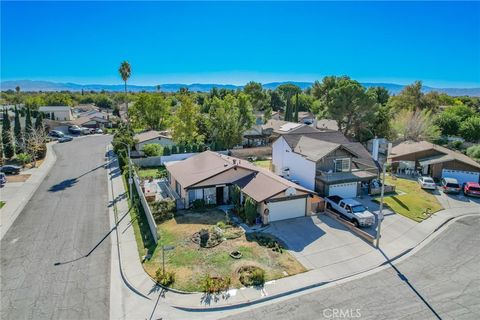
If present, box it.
[418,176,436,190]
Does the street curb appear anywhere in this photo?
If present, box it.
[171,211,480,312]
[0,141,57,241]
[106,146,151,300]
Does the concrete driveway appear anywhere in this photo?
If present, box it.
[434,189,480,210]
[267,215,374,270]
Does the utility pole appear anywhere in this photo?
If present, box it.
[376,142,392,249]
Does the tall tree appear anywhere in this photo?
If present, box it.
[391,109,440,142]
[235,93,255,133]
[2,110,14,158]
[119,61,132,114]
[313,76,375,137]
[25,107,33,137]
[277,84,302,121]
[244,81,268,110]
[387,81,439,111]
[35,112,43,130]
[129,93,170,130]
[156,84,161,92]
[172,96,203,145]
[13,107,23,153]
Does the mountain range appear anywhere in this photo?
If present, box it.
[1,80,480,96]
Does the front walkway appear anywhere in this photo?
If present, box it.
[107,147,480,314]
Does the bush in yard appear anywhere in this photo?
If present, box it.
[192,199,206,210]
[155,268,175,287]
[200,274,231,293]
[171,145,178,154]
[231,185,241,210]
[16,153,32,167]
[178,144,185,153]
[151,199,176,222]
[185,144,192,153]
[238,266,265,286]
[466,145,480,159]
[191,144,198,153]
[163,145,171,156]
[244,196,257,225]
[142,144,162,157]
[460,115,480,142]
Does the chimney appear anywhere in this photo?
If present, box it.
[372,138,380,161]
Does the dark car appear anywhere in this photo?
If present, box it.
[0,172,6,186]
[0,165,21,175]
[463,182,480,197]
[68,125,83,134]
[48,130,64,138]
[58,135,74,143]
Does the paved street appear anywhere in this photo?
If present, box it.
[223,215,480,320]
[1,136,112,320]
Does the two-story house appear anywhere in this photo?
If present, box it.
[272,128,379,198]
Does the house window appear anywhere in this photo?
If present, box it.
[334,158,350,172]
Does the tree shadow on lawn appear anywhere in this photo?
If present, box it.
[173,210,227,225]
[390,196,410,211]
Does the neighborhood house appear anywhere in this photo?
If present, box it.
[134,130,174,151]
[272,126,379,198]
[39,106,73,121]
[165,151,315,224]
[388,140,480,185]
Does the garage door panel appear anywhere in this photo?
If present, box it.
[328,182,357,198]
[442,169,480,185]
[268,198,306,222]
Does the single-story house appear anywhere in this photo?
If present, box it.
[242,120,311,147]
[272,128,379,198]
[165,151,315,224]
[39,106,73,121]
[68,115,112,129]
[134,130,174,151]
[388,140,480,184]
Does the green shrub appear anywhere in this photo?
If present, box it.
[16,153,32,167]
[466,145,480,159]
[171,145,178,154]
[142,144,162,157]
[244,197,258,225]
[192,199,206,210]
[151,199,176,222]
[216,221,227,229]
[191,144,198,153]
[155,268,175,287]
[200,274,231,293]
[238,266,265,286]
[163,145,171,156]
[185,144,192,153]
[448,140,463,150]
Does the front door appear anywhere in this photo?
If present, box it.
[216,187,224,205]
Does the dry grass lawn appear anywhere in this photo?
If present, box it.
[143,210,305,292]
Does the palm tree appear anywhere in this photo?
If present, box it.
[15,86,20,94]
[118,61,131,113]
[156,84,161,92]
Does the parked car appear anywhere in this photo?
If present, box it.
[463,182,480,197]
[0,172,6,186]
[48,130,64,138]
[68,125,83,134]
[440,177,461,194]
[58,135,74,143]
[80,127,91,135]
[418,176,436,190]
[95,128,103,134]
[0,165,21,175]
[325,195,375,227]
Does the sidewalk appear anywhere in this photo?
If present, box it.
[0,142,57,240]
[107,148,480,311]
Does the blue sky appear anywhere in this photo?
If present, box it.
[1,1,479,87]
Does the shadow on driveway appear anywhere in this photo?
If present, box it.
[268,217,326,252]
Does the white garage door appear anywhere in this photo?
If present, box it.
[328,182,358,198]
[442,169,480,186]
[268,198,306,222]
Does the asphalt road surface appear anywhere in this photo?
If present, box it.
[1,135,112,320]
[223,215,480,320]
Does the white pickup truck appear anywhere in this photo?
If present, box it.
[325,195,375,227]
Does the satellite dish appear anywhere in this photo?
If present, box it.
[285,187,297,196]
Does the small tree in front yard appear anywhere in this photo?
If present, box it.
[142,143,162,157]
[25,127,47,167]
[244,196,257,225]
[163,145,171,156]
[16,153,32,167]
[231,185,241,211]
[151,199,176,222]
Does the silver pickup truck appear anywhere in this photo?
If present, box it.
[325,195,375,227]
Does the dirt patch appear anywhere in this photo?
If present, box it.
[6,174,31,183]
